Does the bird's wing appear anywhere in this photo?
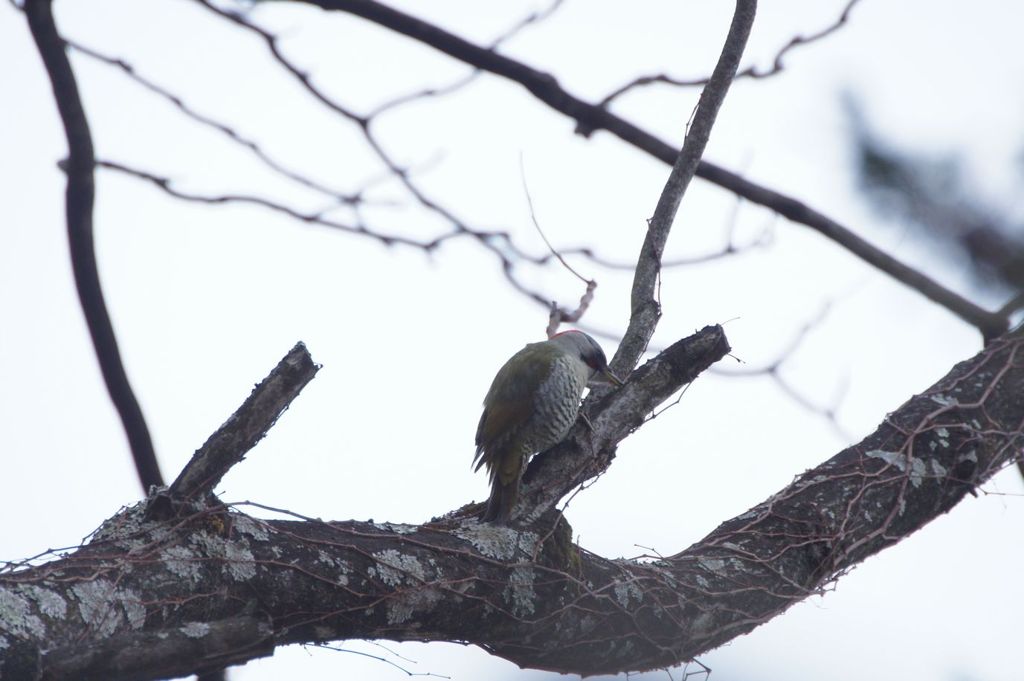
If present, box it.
[472,344,552,471]
[473,398,533,472]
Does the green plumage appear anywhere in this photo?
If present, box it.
[474,339,594,522]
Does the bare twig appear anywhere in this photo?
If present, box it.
[599,0,862,106]
[96,158,578,317]
[520,160,592,287]
[367,0,565,118]
[554,202,773,270]
[520,157,599,337]
[714,302,852,439]
[310,642,452,678]
[24,0,161,492]
[489,0,564,48]
[69,40,366,207]
[97,159,410,244]
[718,301,833,376]
[366,71,479,119]
[545,279,597,338]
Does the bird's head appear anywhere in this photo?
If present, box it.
[549,330,623,387]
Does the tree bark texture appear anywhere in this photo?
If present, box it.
[2,326,1021,680]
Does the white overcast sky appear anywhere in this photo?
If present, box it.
[2,1,1023,680]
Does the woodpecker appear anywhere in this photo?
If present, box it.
[473,330,621,523]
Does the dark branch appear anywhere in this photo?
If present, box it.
[5,326,1021,680]
[169,342,320,501]
[291,0,1005,338]
[24,0,161,492]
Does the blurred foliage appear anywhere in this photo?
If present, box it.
[844,96,1024,295]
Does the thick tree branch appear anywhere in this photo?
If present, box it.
[3,326,1021,680]
[39,615,273,681]
[290,0,1005,338]
[24,0,162,492]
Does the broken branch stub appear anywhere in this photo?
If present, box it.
[168,342,320,501]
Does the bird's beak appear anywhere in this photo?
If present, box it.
[599,366,623,387]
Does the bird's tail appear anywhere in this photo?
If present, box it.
[482,477,518,523]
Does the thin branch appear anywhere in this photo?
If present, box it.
[168,342,320,501]
[489,0,564,49]
[717,301,833,376]
[366,71,479,119]
[96,159,581,316]
[69,40,366,207]
[519,157,599,337]
[714,302,852,439]
[546,280,597,337]
[520,160,592,287]
[24,0,161,492]
[598,0,862,106]
[554,204,774,269]
[310,643,452,678]
[366,0,565,118]
[96,159,408,244]
[769,370,851,441]
[614,0,757,376]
